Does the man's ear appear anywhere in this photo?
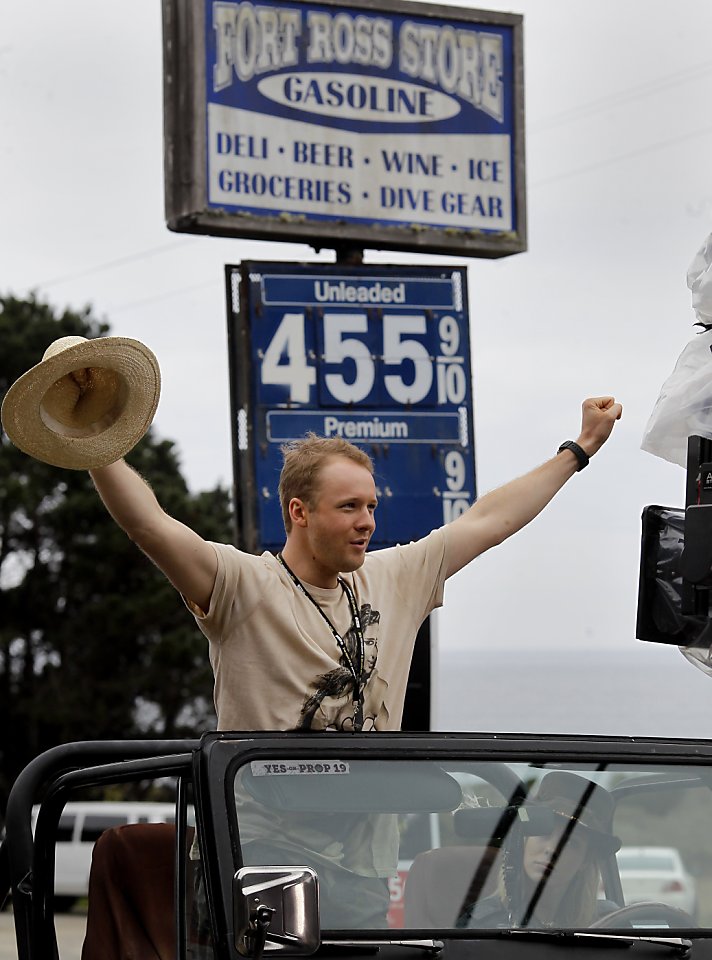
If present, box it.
[289,498,308,527]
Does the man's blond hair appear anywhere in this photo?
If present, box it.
[278,434,374,533]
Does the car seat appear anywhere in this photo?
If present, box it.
[403,845,502,928]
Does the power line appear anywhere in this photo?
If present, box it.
[106,280,217,315]
[35,238,199,289]
[531,123,712,188]
[530,59,712,134]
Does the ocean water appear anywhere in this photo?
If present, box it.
[433,642,712,739]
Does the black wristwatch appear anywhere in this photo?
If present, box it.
[557,440,589,471]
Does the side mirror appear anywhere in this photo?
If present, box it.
[234,866,320,957]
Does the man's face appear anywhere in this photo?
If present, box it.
[302,457,377,577]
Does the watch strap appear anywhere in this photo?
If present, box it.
[557,440,589,471]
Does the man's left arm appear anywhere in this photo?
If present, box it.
[444,396,623,578]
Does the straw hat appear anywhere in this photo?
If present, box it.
[1,336,160,470]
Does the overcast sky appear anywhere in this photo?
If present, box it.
[2,1,712,714]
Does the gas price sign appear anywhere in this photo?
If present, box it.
[227,262,476,554]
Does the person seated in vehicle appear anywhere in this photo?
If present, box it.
[458,771,621,929]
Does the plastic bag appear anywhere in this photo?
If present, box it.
[640,328,712,467]
[680,641,712,678]
[641,232,712,468]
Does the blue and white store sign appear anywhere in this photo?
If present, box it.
[226,262,476,552]
[163,0,526,258]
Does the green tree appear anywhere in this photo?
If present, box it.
[0,294,232,812]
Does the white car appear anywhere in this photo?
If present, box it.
[616,846,697,918]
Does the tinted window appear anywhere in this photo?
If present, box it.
[81,814,128,842]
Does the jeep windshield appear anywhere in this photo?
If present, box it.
[227,745,709,937]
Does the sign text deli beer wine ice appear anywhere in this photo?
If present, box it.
[208,2,515,232]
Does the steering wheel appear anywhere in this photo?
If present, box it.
[590,901,697,929]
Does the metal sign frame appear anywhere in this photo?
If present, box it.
[163,0,526,258]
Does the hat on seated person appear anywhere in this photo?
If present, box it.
[532,770,621,855]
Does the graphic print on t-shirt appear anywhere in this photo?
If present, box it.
[298,603,389,731]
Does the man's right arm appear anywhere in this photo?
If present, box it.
[89,460,218,613]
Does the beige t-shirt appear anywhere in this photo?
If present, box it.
[190,528,448,732]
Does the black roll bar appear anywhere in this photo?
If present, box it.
[4,739,199,960]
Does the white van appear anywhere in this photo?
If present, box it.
[31,801,181,910]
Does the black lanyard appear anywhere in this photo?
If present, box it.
[277,553,365,725]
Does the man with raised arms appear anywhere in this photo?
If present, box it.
[88,395,622,735]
